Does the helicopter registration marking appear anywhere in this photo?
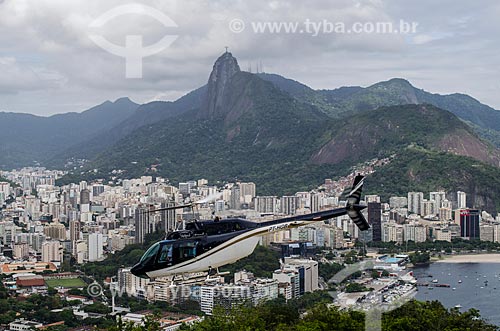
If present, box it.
[268,223,290,232]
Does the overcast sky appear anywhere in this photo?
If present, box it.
[1,0,500,116]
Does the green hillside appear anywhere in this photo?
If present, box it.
[311,104,471,165]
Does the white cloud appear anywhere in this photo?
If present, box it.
[0,0,499,115]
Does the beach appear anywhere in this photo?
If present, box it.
[436,254,500,263]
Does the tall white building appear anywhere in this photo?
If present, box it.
[250,279,279,305]
[117,268,151,299]
[76,240,88,264]
[421,199,436,217]
[457,191,467,209]
[382,222,404,244]
[480,224,495,242]
[280,196,299,215]
[200,284,252,315]
[310,193,321,212]
[0,182,10,198]
[239,182,256,205]
[230,185,241,210]
[41,241,63,263]
[283,258,319,293]
[493,224,500,243]
[160,201,177,233]
[323,224,344,249]
[429,191,446,209]
[88,233,104,262]
[214,200,225,213]
[273,270,300,299]
[439,207,452,221]
[254,196,278,214]
[13,243,30,259]
[135,206,153,244]
[403,223,427,243]
[408,192,424,215]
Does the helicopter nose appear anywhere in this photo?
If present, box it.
[130,263,148,279]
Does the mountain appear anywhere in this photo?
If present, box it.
[258,74,500,135]
[201,51,241,118]
[0,97,139,169]
[49,87,206,164]
[335,78,500,143]
[57,53,500,213]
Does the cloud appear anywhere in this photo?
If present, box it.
[0,57,64,94]
[0,0,499,115]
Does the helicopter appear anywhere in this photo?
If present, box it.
[131,175,369,279]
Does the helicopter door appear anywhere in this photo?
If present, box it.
[173,241,198,263]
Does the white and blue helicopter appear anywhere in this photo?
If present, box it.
[131,175,369,279]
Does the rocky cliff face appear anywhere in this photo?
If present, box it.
[310,104,500,167]
[201,51,241,118]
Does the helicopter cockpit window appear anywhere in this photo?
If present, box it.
[139,242,160,265]
[175,241,197,262]
[158,242,173,264]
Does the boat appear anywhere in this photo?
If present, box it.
[452,288,456,290]
[432,279,438,283]
[458,280,462,283]
[455,304,462,309]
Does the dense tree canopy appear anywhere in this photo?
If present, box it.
[177,299,498,331]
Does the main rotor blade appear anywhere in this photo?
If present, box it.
[142,192,221,213]
[145,204,193,213]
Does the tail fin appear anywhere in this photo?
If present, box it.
[346,175,370,231]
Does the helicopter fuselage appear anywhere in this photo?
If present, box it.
[131,207,356,279]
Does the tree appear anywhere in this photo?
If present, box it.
[410,251,430,265]
[83,302,112,314]
[345,283,371,293]
[318,262,344,281]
